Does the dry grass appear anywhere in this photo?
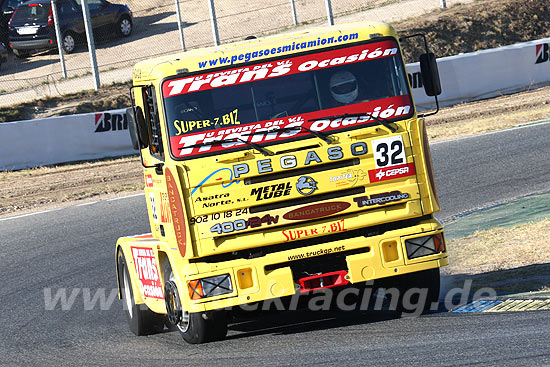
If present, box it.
[0,156,142,216]
[445,218,550,275]
[426,86,550,142]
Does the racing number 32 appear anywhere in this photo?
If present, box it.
[372,136,406,168]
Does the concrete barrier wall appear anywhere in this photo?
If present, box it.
[408,37,550,109]
[2,37,550,171]
[0,108,135,171]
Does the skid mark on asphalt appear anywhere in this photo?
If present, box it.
[452,298,550,313]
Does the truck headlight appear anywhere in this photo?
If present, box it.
[188,274,233,300]
[405,233,445,259]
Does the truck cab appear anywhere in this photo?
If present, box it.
[116,21,447,344]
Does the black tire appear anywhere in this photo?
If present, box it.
[12,49,30,59]
[62,32,76,54]
[117,250,165,336]
[377,267,440,315]
[117,15,132,37]
[164,266,227,344]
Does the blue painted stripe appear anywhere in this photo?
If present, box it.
[452,300,503,313]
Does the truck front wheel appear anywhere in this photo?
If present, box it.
[164,269,227,344]
[377,267,440,315]
[117,250,165,335]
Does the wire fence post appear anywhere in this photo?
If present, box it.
[440,0,447,8]
[174,0,185,51]
[325,0,334,26]
[80,0,100,90]
[290,0,297,26]
[208,0,220,46]
[50,0,66,79]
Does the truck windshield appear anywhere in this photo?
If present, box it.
[163,39,412,159]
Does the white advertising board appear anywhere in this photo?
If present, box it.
[0,108,135,171]
[407,37,550,109]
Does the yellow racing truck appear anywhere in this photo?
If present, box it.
[116,21,447,344]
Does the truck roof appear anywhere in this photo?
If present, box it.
[132,21,397,84]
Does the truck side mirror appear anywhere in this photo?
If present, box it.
[419,52,441,96]
[130,106,149,150]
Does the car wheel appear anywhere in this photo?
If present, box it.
[377,267,440,315]
[117,16,132,37]
[12,49,30,59]
[117,249,165,336]
[62,32,76,54]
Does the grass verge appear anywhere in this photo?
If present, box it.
[444,218,550,295]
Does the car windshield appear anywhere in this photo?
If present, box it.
[11,3,49,23]
[163,39,412,159]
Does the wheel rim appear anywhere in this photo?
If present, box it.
[122,268,133,318]
[165,280,189,332]
[63,35,74,52]
[120,19,131,36]
[177,310,190,333]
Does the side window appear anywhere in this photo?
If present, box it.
[143,86,164,159]
[86,0,104,11]
[59,1,78,16]
[74,0,103,10]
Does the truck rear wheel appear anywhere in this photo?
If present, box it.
[117,250,165,335]
[164,266,227,344]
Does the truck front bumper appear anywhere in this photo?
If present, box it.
[184,216,448,313]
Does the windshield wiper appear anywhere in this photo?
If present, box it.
[179,138,272,156]
[243,126,333,144]
[308,112,396,133]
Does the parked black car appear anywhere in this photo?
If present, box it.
[8,0,132,58]
[1,0,26,47]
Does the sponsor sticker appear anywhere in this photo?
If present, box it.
[282,218,345,242]
[283,202,351,220]
[329,168,367,187]
[209,214,279,234]
[145,174,153,188]
[173,109,241,135]
[160,193,172,223]
[163,41,398,97]
[166,168,187,257]
[251,182,292,201]
[170,98,411,158]
[353,191,410,207]
[536,43,549,64]
[194,193,235,208]
[149,193,158,224]
[371,135,406,169]
[296,176,318,196]
[94,111,128,132]
[130,247,164,299]
[368,162,416,183]
[191,167,241,195]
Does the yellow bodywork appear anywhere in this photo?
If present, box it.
[116,21,448,314]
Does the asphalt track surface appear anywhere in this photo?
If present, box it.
[1,123,550,366]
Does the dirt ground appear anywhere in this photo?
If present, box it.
[2,85,550,218]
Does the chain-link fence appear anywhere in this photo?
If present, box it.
[0,0,456,105]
